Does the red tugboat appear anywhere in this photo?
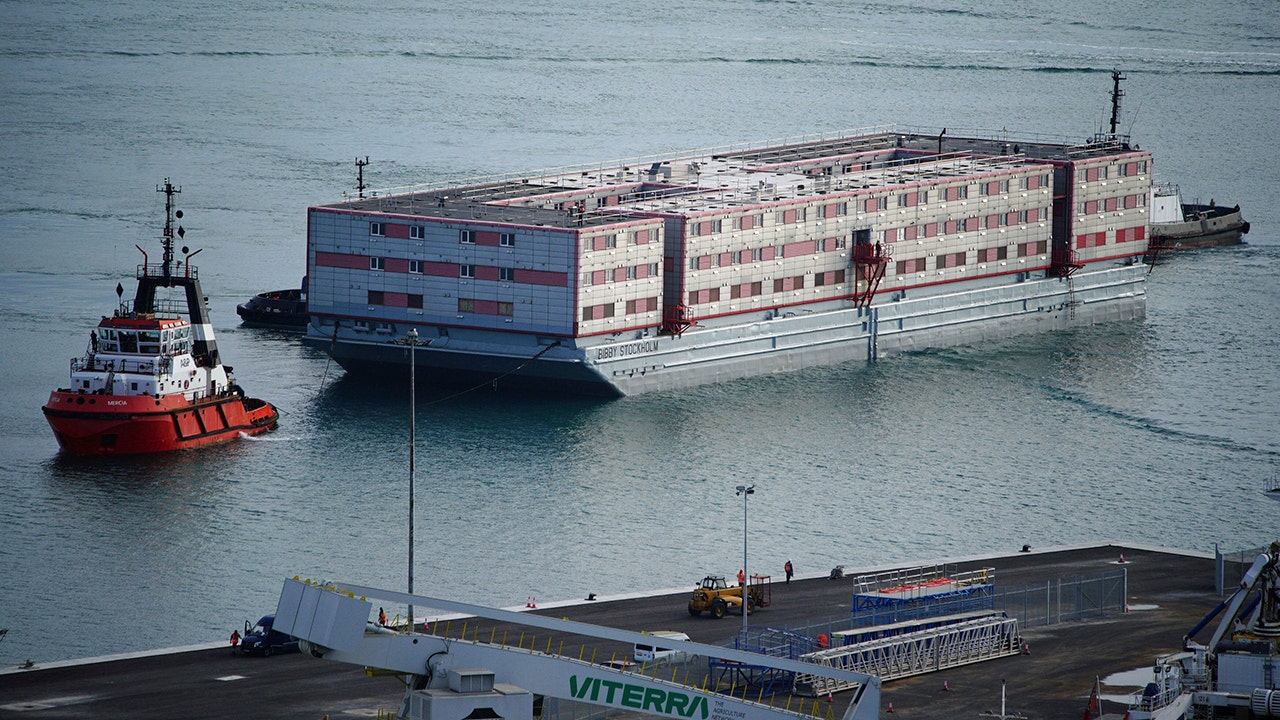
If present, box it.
[42,180,279,455]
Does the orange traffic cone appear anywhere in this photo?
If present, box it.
[826,692,833,703]
[886,701,894,713]
[1022,641,1030,655]
[526,596,534,608]
[1117,552,1127,564]
[943,679,950,691]
[530,596,537,608]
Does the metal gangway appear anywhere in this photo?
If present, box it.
[850,564,991,596]
[791,613,1021,696]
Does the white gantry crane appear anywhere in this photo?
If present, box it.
[272,578,882,720]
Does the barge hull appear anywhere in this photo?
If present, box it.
[312,264,1146,397]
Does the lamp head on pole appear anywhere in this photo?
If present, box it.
[736,484,755,496]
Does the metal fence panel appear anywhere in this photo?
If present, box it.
[991,570,1126,628]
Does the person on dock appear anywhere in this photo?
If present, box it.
[229,629,240,655]
[785,560,794,583]
[378,607,387,626]
[737,568,745,586]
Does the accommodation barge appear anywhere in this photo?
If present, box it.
[303,128,1152,396]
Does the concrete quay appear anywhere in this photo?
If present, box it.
[0,544,1228,720]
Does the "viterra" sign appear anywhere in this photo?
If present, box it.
[568,675,710,719]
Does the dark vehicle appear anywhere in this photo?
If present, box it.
[239,615,299,656]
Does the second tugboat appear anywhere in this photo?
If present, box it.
[42,180,279,455]
[236,285,308,329]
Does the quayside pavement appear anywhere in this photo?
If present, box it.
[0,544,1230,720]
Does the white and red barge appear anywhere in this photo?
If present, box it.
[42,180,278,455]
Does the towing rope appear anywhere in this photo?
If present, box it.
[312,321,560,407]
[420,340,562,408]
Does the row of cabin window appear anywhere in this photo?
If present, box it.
[369,256,515,281]
[893,241,1049,274]
[457,298,514,316]
[1079,194,1146,215]
[583,262,661,286]
[686,208,1047,270]
[687,182,1049,239]
[884,208,1046,240]
[685,272,848,305]
[365,291,517,317]
[1076,161,1148,182]
[368,291,424,309]
[686,202,852,237]
[94,327,190,356]
[581,296,659,321]
[588,229,656,249]
[1077,226,1147,248]
[368,223,518,246]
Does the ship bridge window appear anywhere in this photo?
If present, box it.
[96,328,119,352]
[119,332,138,354]
[139,330,161,355]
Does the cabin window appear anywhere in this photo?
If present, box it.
[408,259,423,274]
[408,294,423,309]
[140,335,161,354]
[370,222,385,236]
[368,290,384,305]
[499,267,515,282]
[458,298,474,313]
[370,257,385,271]
[459,264,474,279]
[409,225,425,240]
[497,302,513,317]
[500,233,516,247]
[460,230,476,244]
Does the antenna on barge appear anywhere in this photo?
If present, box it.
[356,156,370,199]
[1108,69,1126,136]
[1089,69,1130,149]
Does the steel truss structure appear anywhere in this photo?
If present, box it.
[792,615,1021,697]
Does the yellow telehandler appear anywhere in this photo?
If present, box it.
[687,574,771,618]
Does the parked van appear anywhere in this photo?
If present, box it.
[239,615,299,657]
[633,630,691,663]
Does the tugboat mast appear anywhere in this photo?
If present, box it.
[158,178,181,279]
